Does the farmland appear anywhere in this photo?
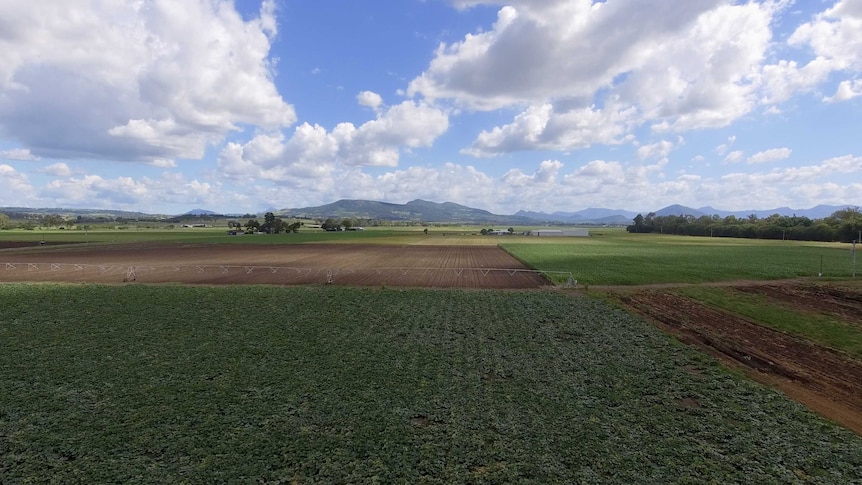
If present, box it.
[0,243,551,288]
[2,228,862,482]
[2,285,861,483]
[500,233,857,285]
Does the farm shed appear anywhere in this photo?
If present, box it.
[530,229,590,237]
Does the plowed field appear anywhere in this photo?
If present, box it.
[735,283,862,327]
[0,242,548,288]
[616,283,862,434]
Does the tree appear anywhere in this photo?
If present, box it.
[40,214,64,228]
[628,214,645,233]
[245,219,260,232]
[0,213,10,230]
[829,207,862,242]
[322,218,339,231]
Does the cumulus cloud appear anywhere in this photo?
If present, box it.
[41,163,73,177]
[219,99,450,183]
[501,160,563,187]
[789,0,862,72]
[0,164,36,205]
[412,1,802,156]
[0,148,38,161]
[411,1,726,109]
[824,79,862,102]
[0,0,294,164]
[767,0,862,105]
[636,140,675,160]
[357,91,384,110]
[722,154,862,185]
[463,101,637,156]
[747,147,792,164]
[722,150,745,164]
[36,172,229,211]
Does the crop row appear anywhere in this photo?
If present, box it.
[2,284,860,482]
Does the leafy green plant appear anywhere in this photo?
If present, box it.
[2,284,860,482]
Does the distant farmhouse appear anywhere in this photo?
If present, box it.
[529,229,590,237]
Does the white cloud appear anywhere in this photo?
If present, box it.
[412,1,788,156]
[0,164,36,205]
[0,148,38,161]
[0,0,295,164]
[747,147,792,164]
[357,91,384,110]
[770,0,862,105]
[41,162,73,177]
[219,98,450,182]
[824,79,862,102]
[36,172,230,212]
[636,140,675,160]
[758,58,833,105]
[789,0,862,72]
[334,101,450,166]
[463,101,637,157]
[722,154,861,185]
[501,160,563,187]
[722,150,745,164]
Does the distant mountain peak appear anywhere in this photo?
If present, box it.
[184,208,216,216]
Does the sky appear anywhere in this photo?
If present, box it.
[0,0,861,216]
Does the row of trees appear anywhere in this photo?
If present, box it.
[242,212,301,234]
[627,208,862,242]
[479,227,515,235]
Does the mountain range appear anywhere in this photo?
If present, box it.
[1,201,855,225]
[281,200,855,225]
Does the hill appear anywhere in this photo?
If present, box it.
[285,199,536,224]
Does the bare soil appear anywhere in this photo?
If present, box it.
[735,282,862,327]
[614,284,862,435]
[0,242,548,289]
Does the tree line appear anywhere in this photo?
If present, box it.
[240,212,301,234]
[627,208,862,242]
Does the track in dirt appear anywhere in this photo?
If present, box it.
[616,287,862,435]
[0,242,551,289]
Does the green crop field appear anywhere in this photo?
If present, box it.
[2,284,861,483]
[501,233,857,285]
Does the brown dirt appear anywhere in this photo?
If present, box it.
[0,242,549,289]
[735,282,862,327]
[615,288,862,435]
[0,241,81,249]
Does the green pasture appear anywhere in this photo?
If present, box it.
[501,233,857,285]
[2,284,860,483]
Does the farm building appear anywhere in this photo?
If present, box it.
[530,229,590,237]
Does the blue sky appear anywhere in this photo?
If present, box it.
[0,0,860,215]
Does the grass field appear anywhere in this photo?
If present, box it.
[501,233,856,285]
[2,284,861,483]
